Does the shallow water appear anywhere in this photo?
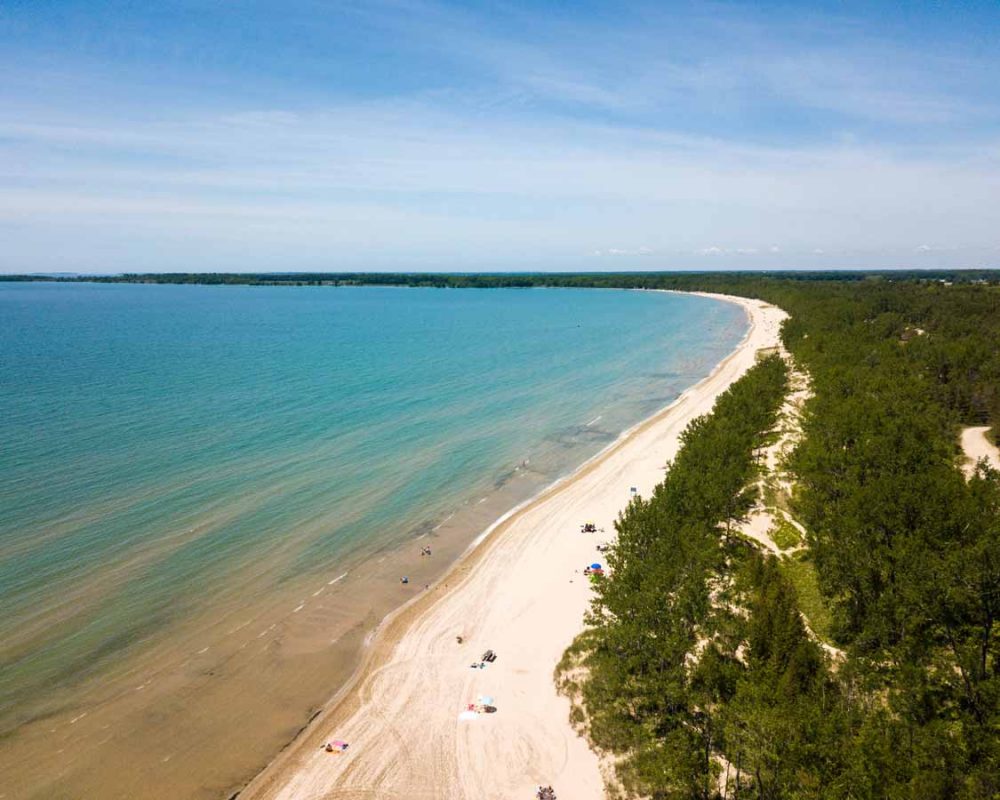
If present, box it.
[0,283,745,798]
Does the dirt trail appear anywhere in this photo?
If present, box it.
[960,426,1000,478]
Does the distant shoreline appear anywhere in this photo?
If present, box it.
[2,268,998,288]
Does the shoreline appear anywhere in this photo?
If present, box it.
[0,286,743,800]
[239,292,787,800]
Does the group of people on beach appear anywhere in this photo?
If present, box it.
[399,545,434,584]
[469,648,497,669]
[536,785,557,799]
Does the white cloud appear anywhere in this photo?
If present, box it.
[698,246,764,256]
[3,1,1000,272]
[359,1,990,128]
[599,246,654,256]
[2,99,1000,271]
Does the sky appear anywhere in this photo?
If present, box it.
[2,0,999,273]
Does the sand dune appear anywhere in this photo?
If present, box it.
[241,293,786,800]
[961,425,1000,477]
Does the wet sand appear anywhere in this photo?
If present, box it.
[0,293,755,800]
[238,294,786,800]
[0,453,569,799]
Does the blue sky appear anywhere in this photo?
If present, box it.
[2,1,999,273]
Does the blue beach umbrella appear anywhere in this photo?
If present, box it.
[591,563,602,570]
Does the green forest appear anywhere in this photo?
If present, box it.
[11,269,1000,797]
[554,275,1000,798]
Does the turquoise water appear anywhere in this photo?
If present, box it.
[0,283,745,732]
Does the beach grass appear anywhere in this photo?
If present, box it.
[780,551,833,641]
[769,516,802,550]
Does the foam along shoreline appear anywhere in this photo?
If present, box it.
[239,293,787,800]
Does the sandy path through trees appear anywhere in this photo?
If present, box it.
[961,426,1000,477]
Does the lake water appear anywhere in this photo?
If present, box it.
[0,283,746,798]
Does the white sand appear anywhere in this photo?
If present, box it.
[960,426,1000,478]
[242,293,787,800]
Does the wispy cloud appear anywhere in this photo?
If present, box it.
[594,246,653,257]
[697,247,765,256]
[350,1,998,131]
[2,100,999,271]
[1,1,999,271]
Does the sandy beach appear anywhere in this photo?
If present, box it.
[240,293,787,800]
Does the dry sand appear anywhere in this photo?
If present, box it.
[961,426,1000,478]
[240,293,787,800]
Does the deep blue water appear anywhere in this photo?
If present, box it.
[0,282,745,722]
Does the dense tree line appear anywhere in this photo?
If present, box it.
[557,276,1000,798]
[768,283,1000,798]
[559,356,863,799]
[5,268,997,287]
